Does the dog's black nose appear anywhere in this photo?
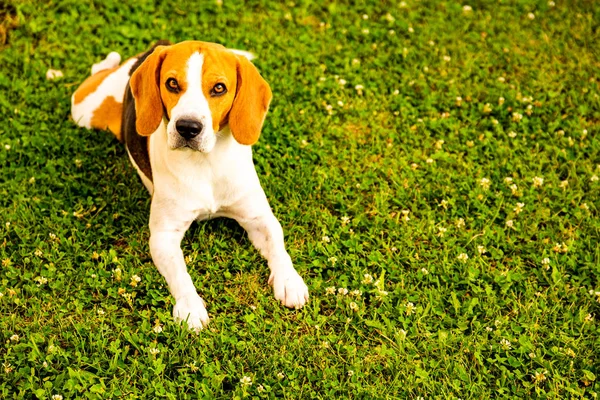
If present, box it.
[176,119,203,140]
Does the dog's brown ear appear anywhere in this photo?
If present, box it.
[130,46,168,136]
[229,56,272,145]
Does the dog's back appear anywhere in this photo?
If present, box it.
[70,40,170,141]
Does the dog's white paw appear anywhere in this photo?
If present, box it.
[269,268,309,309]
[173,293,210,332]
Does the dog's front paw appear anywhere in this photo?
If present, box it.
[269,268,309,309]
[173,293,210,332]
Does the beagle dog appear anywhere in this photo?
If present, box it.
[71,40,309,330]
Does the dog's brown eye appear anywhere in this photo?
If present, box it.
[166,78,179,93]
[211,83,227,96]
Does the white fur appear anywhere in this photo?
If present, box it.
[71,57,138,129]
[148,120,309,330]
[166,53,216,152]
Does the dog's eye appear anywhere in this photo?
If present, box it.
[211,83,227,96]
[166,78,180,93]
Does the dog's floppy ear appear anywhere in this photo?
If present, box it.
[130,45,168,136]
[229,56,272,146]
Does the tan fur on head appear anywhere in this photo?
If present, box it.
[129,41,272,144]
[130,45,169,136]
[229,55,272,145]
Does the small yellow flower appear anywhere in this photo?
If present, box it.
[325,286,336,295]
[362,274,373,284]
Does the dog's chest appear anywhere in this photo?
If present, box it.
[149,131,257,219]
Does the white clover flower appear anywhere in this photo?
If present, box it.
[97,309,105,315]
[477,246,487,255]
[591,175,599,182]
[325,286,336,295]
[385,12,395,21]
[435,139,445,149]
[508,131,517,138]
[338,78,347,85]
[559,180,569,190]
[240,376,252,386]
[153,324,163,334]
[362,274,374,284]
[463,5,473,12]
[257,385,265,392]
[532,176,544,188]
[321,235,331,243]
[498,76,506,83]
[148,347,160,356]
[408,26,414,33]
[498,97,505,105]
[405,302,416,315]
[348,370,355,376]
[328,257,338,265]
[341,216,351,225]
[456,218,465,229]
[187,362,199,372]
[504,177,513,185]
[277,372,285,380]
[338,287,348,296]
[349,302,359,312]
[483,103,492,113]
[532,370,547,383]
[42,361,48,368]
[527,12,535,20]
[34,276,48,285]
[506,220,515,229]
[426,158,434,164]
[130,274,141,287]
[479,178,491,191]
[457,253,469,263]
[10,334,19,342]
[548,1,555,7]
[401,210,410,222]
[420,267,429,275]
[362,14,369,20]
[4,144,10,150]
[337,100,344,107]
[510,184,519,195]
[512,112,523,122]
[437,227,447,237]
[411,163,419,170]
[350,290,362,297]
[500,338,512,350]
[51,395,63,400]
[485,326,493,332]
[584,313,594,322]
[513,203,525,214]
[34,249,43,257]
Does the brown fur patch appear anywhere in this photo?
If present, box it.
[72,66,118,104]
[90,96,123,139]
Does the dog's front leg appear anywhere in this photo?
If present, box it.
[149,203,209,331]
[232,193,309,309]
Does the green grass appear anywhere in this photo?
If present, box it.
[1,0,599,398]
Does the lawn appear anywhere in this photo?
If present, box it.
[1,0,599,398]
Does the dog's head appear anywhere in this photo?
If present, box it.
[130,41,272,152]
